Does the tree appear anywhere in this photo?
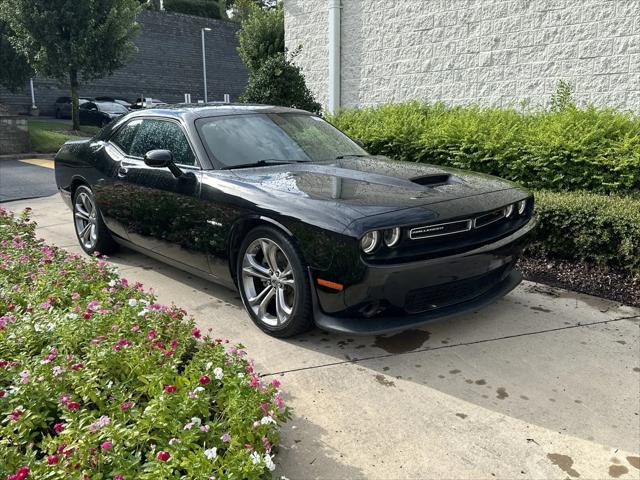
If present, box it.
[0,0,141,130]
[240,53,321,113]
[236,3,284,72]
[227,0,275,21]
[0,19,32,92]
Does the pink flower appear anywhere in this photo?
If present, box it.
[220,432,231,442]
[114,476,124,480]
[200,424,210,433]
[156,451,170,462]
[47,454,59,465]
[66,401,81,410]
[163,385,176,393]
[199,375,211,385]
[53,423,65,433]
[71,363,83,370]
[0,390,5,397]
[15,466,30,480]
[191,327,201,338]
[271,379,281,388]
[147,330,157,340]
[120,401,132,411]
[101,440,113,450]
[8,408,23,421]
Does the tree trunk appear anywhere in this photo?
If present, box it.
[69,68,79,131]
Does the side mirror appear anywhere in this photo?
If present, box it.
[143,149,183,177]
[144,149,173,168]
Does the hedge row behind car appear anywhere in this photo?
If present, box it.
[0,208,287,479]
[329,102,640,195]
[528,191,640,274]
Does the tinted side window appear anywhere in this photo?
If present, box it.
[111,119,142,155]
[129,119,196,166]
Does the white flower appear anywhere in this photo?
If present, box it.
[65,313,78,320]
[213,367,224,380]
[34,323,42,332]
[137,309,148,317]
[204,447,217,460]
[191,417,202,425]
[128,298,138,307]
[106,380,113,389]
[205,362,212,370]
[169,438,181,446]
[140,299,149,306]
[108,279,117,287]
[194,386,205,392]
[237,373,244,379]
[264,453,276,472]
[250,451,261,465]
[260,416,276,425]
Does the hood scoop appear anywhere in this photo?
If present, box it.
[410,173,452,187]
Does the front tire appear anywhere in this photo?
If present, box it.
[72,185,117,255]
[237,226,313,337]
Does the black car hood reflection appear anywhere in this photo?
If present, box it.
[229,156,518,215]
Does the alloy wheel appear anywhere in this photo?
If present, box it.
[241,238,296,326]
[74,191,98,250]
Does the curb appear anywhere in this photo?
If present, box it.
[0,153,55,161]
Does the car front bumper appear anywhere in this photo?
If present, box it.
[310,216,535,335]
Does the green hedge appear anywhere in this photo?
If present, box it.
[531,191,640,273]
[329,102,640,195]
[163,0,221,18]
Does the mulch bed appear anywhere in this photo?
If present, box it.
[518,254,640,308]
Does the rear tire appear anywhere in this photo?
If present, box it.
[237,226,313,338]
[72,185,117,255]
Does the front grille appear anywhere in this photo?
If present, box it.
[404,267,506,314]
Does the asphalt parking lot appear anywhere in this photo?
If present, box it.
[0,158,57,202]
[2,193,639,480]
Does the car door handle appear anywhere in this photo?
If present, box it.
[117,166,129,177]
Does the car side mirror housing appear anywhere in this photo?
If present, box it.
[144,149,183,177]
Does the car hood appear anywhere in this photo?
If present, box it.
[229,156,520,216]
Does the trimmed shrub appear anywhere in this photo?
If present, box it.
[0,208,287,479]
[531,191,640,273]
[240,53,321,113]
[162,0,222,19]
[329,102,640,195]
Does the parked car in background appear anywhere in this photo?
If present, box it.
[54,104,535,338]
[54,96,92,119]
[131,98,167,109]
[94,96,133,110]
[79,101,129,127]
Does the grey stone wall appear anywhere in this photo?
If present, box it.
[284,0,640,111]
[0,10,248,116]
[0,117,29,154]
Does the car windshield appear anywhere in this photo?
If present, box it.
[97,102,128,113]
[196,113,367,168]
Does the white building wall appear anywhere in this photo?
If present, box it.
[284,0,640,111]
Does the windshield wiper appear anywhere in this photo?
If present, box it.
[221,159,308,170]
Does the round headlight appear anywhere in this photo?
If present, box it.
[517,199,527,215]
[383,227,401,247]
[504,204,514,218]
[360,231,380,254]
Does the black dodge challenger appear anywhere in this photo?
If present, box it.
[54,104,535,337]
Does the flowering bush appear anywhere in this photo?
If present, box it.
[0,208,288,479]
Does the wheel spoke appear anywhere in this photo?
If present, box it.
[75,207,90,221]
[243,255,270,280]
[248,284,274,307]
[257,287,275,319]
[261,240,279,273]
[79,223,91,242]
[276,287,292,323]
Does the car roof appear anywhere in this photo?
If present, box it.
[127,103,313,120]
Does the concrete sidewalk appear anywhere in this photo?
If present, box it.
[2,194,639,480]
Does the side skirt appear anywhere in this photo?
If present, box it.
[113,236,237,292]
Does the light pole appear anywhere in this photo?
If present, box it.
[201,27,212,103]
